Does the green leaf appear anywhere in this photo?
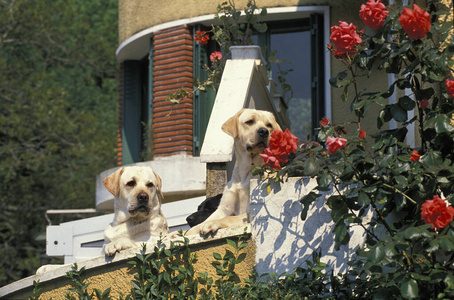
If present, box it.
[438,236,454,251]
[434,114,454,133]
[226,239,237,249]
[400,278,418,299]
[303,157,320,176]
[420,151,443,166]
[317,171,332,189]
[390,104,407,122]
[358,192,370,207]
[398,96,416,111]
[369,244,385,263]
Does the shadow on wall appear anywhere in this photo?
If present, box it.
[250,177,372,277]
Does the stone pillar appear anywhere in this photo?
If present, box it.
[206,163,227,197]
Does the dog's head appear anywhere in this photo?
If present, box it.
[222,109,281,155]
[103,166,163,222]
[186,194,222,227]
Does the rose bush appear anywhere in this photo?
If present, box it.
[261,0,454,298]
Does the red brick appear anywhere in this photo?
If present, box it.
[154,130,192,139]
[154,61,192,71]
[154,39,193,51]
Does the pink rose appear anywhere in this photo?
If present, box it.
[359,0,389,30]
[330,21,362,55]
[399,4,431,39]
[325,136,347,154]
[421,195,454,230]
[210,51,222,61]
[260,148,282,170]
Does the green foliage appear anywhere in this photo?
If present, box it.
[64,263,111,300]
[0,0,118,285]
[125,232,199,299]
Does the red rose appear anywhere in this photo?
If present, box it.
[325,136,347,154]
[260,129,298,169]
[267,129,298,162]
[330,21,362,55]
[359,0,389,30]
[421,195,454,230]
[320,117,330,127]
[358,130,366,139]
[410,150,421,161]
[399,4,431,39]
[210,51,222,61]
[420,99,429,109]
[260,148,282,170]
[194,30,210,45]
[445,79,454,99]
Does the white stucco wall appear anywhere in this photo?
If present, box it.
[250,177,372,276]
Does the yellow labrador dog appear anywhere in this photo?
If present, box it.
[103,166,169,256]
[187,108,281,236]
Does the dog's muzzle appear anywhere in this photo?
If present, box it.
[129,192,150,215]
[247,127,269,151]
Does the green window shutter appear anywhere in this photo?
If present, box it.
[310,14,325,140]
[122,60,142,164]
[193,26,215,156]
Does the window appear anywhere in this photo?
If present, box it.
[121,55,150,165]
[255,15,325,141]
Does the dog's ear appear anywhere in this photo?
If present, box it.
[222,109,243,138]
[103,167,125,196]
[153,171,164,202]
[270,114,282,132]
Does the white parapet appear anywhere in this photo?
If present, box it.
[250,177,372,276]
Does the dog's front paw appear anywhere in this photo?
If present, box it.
[104,241,129,256]
[200,220,221,235]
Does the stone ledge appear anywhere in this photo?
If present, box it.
[0,224,252,299]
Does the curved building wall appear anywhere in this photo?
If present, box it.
[118,0,335,45]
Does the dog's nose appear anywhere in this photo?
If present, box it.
[137,192,149,203]
[257,127,269,138]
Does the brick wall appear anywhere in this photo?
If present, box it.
[152,25,194,157]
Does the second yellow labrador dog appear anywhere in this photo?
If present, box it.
[102,166,169,256]
[187,108,281,236]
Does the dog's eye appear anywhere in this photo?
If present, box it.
[245,119,254,125]
[146,182,154,188]
[266,123,273,129]
[126,181,136,187]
